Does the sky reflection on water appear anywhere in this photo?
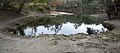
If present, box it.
[17,15,107,36]
[19,22,107,36]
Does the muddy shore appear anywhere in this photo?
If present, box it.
[0,11,120,53]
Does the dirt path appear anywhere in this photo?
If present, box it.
[0,12,120,53]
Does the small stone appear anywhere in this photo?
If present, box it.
[102,37,109,40]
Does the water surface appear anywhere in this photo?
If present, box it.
[17,15,107,36]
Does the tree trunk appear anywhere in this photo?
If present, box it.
[18,0,26,13]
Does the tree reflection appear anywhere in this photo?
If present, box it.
[51,24,62,34]
[17,27,25,36]
[44,25,51,30]
[73,23,81,29]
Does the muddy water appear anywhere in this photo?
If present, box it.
[16,15,107,36]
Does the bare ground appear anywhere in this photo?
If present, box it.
[0,11,120,53]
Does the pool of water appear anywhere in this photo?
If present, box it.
[16,15,107,36]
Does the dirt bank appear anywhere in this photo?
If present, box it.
[0,11,120,53]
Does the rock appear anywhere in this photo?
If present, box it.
[102,21,114,30]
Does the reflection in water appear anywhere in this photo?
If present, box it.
[17,22,107,36]
[17,15,107,36]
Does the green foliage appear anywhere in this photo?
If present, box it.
[25,0,49,13]
[38,0,48,3]
[0,0,31,13]
[34,4,49,13]
[0,0,49,13]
